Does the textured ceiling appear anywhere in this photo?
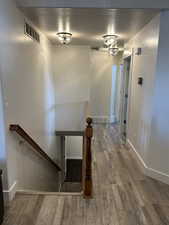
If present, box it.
[21,8,159,47]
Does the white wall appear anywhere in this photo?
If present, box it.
[147,11,169,180]
[65,136,83,159]
[0,0,61,200]
[125,14,160,162]
[0,75,8,191]
[52,46,122,126]
[115,64,123,122]
[110,64,123,123]
[90,51,122,123]
[53,46,91,131]
[126,12,169,185]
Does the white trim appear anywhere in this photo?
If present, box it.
[147,167,169,185]
[66,157,82,160]
[126,53,134,137]
[92,116,109,123]
[3,181,17,203]
[127,139,169,185]
[17,190,82,196]
[127,139,147,173]
[120,54,133,138]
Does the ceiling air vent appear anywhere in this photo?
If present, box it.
[24,22,40,43]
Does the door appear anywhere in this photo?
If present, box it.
[120,56,131,140]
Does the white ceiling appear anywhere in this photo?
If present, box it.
[21,8,159,47]
[16,0,169,9]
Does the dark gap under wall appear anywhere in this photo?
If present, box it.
[65,159,82,182]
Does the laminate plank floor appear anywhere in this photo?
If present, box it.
[3,124,169,225]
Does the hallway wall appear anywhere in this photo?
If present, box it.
[65,136,83,159]
[90,51,122,123]
[52,46,91,131]
[52,46,122,127]
[125,15,160,172]
[0,0,61,201]
[0,75,8,192]
[147,11,169,183]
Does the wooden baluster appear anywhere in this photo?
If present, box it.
[83,117,93,198]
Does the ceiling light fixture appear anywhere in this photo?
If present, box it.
[109,46,119,56]
[57,32,72,44]
[103,34,118,47]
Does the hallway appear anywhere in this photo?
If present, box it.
[3,124,169,225]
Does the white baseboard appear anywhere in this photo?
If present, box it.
[146,167,169,185]
[3,181,17,204]
[127,139,147,174]
[66,157,82,160]
[127,139,169,185]
[17,189,82,196]
[92,116,109,123]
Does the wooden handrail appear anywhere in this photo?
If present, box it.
[9,124,61,171]
[83,117,93,198]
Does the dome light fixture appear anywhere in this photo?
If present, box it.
[103,34,118,47]
[57,32,72,44]
[109,46,119,56]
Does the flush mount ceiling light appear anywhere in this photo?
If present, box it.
[109,46,119,56]
[57,32,72,44]
[103,34,118,47]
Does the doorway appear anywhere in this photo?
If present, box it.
[120,56,131,140]
[110,65,118,123]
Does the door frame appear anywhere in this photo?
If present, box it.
[119,50,133,140]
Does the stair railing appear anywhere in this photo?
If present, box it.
[9,119,93,196]
[9,124,61,171]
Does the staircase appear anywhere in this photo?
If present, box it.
[9,118,93,198]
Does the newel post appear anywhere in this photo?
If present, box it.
[83,117,93,198]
